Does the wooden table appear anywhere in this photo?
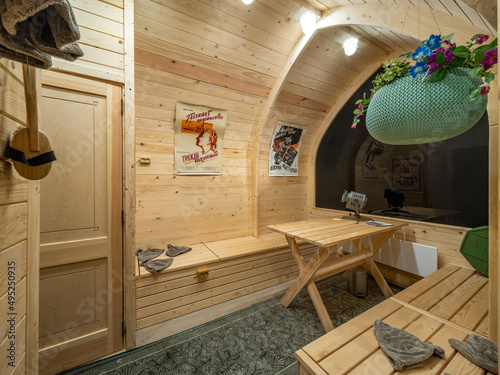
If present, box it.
[267,216,408,332]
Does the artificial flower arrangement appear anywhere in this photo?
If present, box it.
[352,33,498,129]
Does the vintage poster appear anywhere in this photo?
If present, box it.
[268,122,306,176]
[362,140,384,178]
[174,102,228,175]
[391,157,422,192]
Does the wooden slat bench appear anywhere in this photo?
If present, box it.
[134,233,315,331]
[296,264,491,375]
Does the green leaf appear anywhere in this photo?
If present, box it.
[363,99,370,105]
[449,58,464,67]
[435,51,446,65]
[487,38,498,48]
[443,33,455,41]
[484,72,495,83]
[470,66,484,77]
[354,109,360,114]
[452,46,468,58]
[399,52,412,58]
[355,99,363,105]
[470,88,481,100]
[474,51,485,66]
[427,68,447,82]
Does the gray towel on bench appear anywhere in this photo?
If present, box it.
[167,244,192,257]
[449,334,498,374]
[136,248,164,266]
[374,319,445,371]
[144,258,173,274]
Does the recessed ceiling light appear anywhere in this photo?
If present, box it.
[242,0,253,4]
[299,11,317,36]
[342,37,359,56]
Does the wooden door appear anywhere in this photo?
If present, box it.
[37,72,123,374]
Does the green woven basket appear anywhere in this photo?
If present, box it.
[365,68,488,145]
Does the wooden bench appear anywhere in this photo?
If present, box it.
[134,233,316,332]
[296,264,491,375]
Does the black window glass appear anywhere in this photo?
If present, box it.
[316,69,489,228]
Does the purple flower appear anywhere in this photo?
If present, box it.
[474,35,489,45]
[443,49,455,64]
[426,34,442,50]
[412,46,431,61]
[479,83,490,95]
[441,40,453,49]
[358,103,363,110]
[409,61,428,77]
[481,48,498,71]
[427,62,440,74]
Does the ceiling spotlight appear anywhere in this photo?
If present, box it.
[299,11,317,35]
[342,37,359,56]
[241,0,253,4]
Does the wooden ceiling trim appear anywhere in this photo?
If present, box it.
[135,49,271,98]
[281,81,336,105]
[276,91,331,113]
[317,3,490,41]
[285,71,341,96]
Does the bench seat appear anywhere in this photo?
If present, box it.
[134,233,314,332]
[296,264,490,375]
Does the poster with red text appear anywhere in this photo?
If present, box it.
[268,122,306,176]
[174,102,228,175]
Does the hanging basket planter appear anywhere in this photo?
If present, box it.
[365,67,488,145]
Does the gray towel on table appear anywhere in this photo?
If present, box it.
[136,248,164,266]
[449,334,498,374]
[374,319,445,371]
[144,258,173,274]
[0,0,83,68]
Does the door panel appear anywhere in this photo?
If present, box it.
[37,72,122,375]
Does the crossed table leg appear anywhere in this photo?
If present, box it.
[281,229,397,333]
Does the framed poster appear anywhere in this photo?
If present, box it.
[268,122,306,176]
[391,157,422,192]
[174,102,228,175]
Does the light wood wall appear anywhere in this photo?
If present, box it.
[0,60,38,374]
[52,0,125,82]
[134,0,306,248]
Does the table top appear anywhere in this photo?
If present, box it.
[267,216,408,248]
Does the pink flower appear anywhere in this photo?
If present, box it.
[351,123,357,129]
[479,83,490,95]
[358,103,363,110]
[474,35,489,45]
[481,48,497,71]
[441,40,453,49]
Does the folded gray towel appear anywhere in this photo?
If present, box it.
[167,244,192,257]
[0,0,83,67]
[449,335,498,374]
[0,0,80,43]
[0,22,51,68]
[373,319,445,371]
[144,258,173,274]
[136,248,164,266]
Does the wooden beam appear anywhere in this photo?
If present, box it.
[251,32,315,237]
[123,0,136,350]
